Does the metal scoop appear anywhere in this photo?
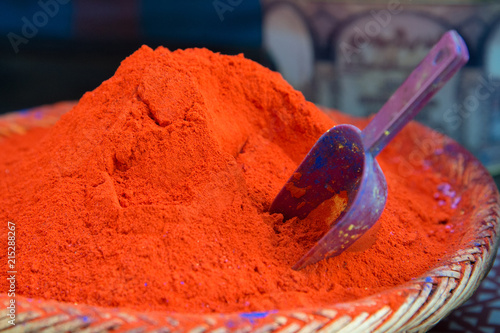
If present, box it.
[270,30,469,270]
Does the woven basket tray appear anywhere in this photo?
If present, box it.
[1,102,499,333]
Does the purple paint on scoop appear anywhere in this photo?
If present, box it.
[270,30,469,270]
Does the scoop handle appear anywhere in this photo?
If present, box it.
[361,30,469,157]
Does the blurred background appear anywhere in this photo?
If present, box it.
[1,1,500,331]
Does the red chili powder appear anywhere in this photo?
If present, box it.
[0,46,464,313]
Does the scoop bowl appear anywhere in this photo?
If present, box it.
[280,124,388,270]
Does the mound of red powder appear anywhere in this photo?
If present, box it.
[0,46,463,313]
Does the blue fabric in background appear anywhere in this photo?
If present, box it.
[0,0,261,49]
[142,1,262,48]
[0,0,73,40]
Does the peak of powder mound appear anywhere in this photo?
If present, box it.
[17,46,334,209]
[30,46,334,185]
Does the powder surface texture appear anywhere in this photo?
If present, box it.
[0,47,463,313]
